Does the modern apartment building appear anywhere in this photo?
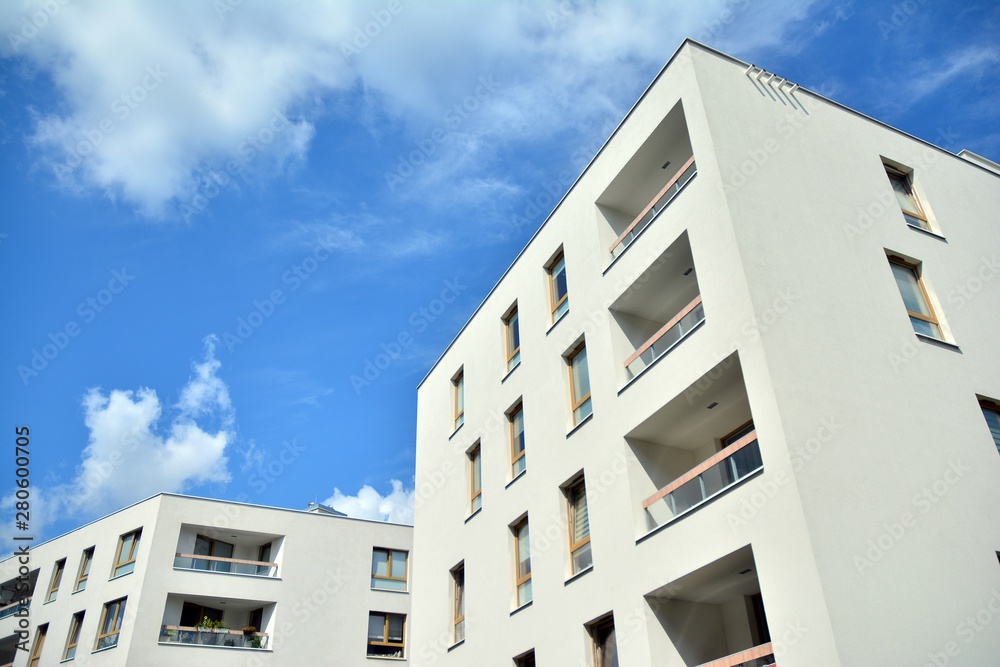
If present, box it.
[409,40,1000,667]
[0,493,412,666]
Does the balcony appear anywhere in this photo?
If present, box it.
[646,546,775,667]
[597,100,695,262]
[159,626,269,650]
[610,232,703,385]
[624,353,761,535]
[0,598,29,620]
[173,554,277,578]
[173,524,282,578]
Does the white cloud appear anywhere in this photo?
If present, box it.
[0,0,820,217]
[324,480,414,525]
[0,337,234,549]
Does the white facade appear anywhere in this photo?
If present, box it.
[0,494,412,666]
[409,40,1000,666]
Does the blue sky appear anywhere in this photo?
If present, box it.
[1,0,997,548]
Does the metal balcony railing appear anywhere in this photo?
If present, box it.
[0,597,30,620]
[159,625,269,649]
[609,155,697,259]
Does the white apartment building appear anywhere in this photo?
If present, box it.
[0,493,412,666]
[409,40,1000,667]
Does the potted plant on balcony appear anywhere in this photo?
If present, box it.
[243,625,257,637]
[251,635,264,649]
[196,617,226,645]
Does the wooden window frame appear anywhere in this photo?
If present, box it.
[75,547,94,592]
[547,250,569,318]
[112,529,141,577]
[95,597,127,650]
[589,614,617,667]
[567,342,592,420]
[566,477,591,572]
[367,612,406,654]
[468,444,482,512]
[980,399,1000,453]
[512,518,531,605]
[503,305,521,369]
[371,548,408,589]
[28,623,47,666]
[888,256,941,332]
[509,403,526,476]
[452,369,465,430]
[452,563,465,642]
[63,611,84,660]
[884,165,929,227]
[46,559,65,603]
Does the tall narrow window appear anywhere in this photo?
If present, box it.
[112,529,141,577]
[256,542,273,576]
[96,598,126,650]
[453,369,465,430]
[28,624,47,666]
[367,612,406,658]
[589,615,619,667]
[567,477,592,574]
[509,403,526,477]
[75,548,93,592]
[547,250,569,320]
[452,563,465,643]
[889,257,942,339]
[515,650,537,667]
[885,165,930,231]
[469,444,482,513]
[371,548,408,591]
[567,343,593,424]
[513,519,532,607]
[64,611,84,660]
[194,534,235,572]
[981,401,1000,454]
[46,559,65,602]
[504,305,521,371]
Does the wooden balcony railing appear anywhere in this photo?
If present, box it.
[174,553,278,577]
[624,295,704,377]
[695,642,775,667]
[609,155,697,257]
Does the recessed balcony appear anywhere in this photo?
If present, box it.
[158,594,273,651]
[597,100,696,261]
[173,525,282,578]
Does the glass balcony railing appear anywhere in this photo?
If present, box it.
[159,625,269,649]
[625,296,704,379]
[643,431,762,530]
[0,598,29,620]
[609,156,697,259]
[694,642,775,667]
[173,553,277,577]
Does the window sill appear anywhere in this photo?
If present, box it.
[447,639,465,652]
[510,600,533,616]
[43,598,55,605]
[366,655,406,661]
[915,333,961,352]
[545,309,569,336]
[108,571,134,582]
[91,645,119,655]
[370,586,409,595]
[448,423,465,441]
[502,361,521,383]
[564,565,593,586]
[465,507,483,524]
[906,222,947,241]
[505,469,527,489]
[566,412,594,438]
[72,588,86,595]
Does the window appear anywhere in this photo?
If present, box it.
[46,559,65,602]
[194,534,235,572]
[566,477,592,575]
[981,401,1000,454]
[96,598,126,650]
[885,165,931,231]
[567,342,593,424]
[112,529,141,577]
[547,250,569,320]
[28,624,46,666]
[452,563,465,644]
[75,548,93,592]
[367,612,405,658]
[469,444,482,513]
[509,403,526,477]
[513,518,532,607]
[589,615,619,667]
[179,601,222,627]
[889,257,943,339]
[247,607,264,633]
[257,542,273,576]
[64,611,84,660]
[371,548,408,591]
[453,369,465,430]
[515,650,536,667]
[504,305,521,371]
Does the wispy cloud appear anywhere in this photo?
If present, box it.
[905,46,1000,101]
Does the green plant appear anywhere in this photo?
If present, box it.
[251,635,264,649]
[196,616,227,630]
